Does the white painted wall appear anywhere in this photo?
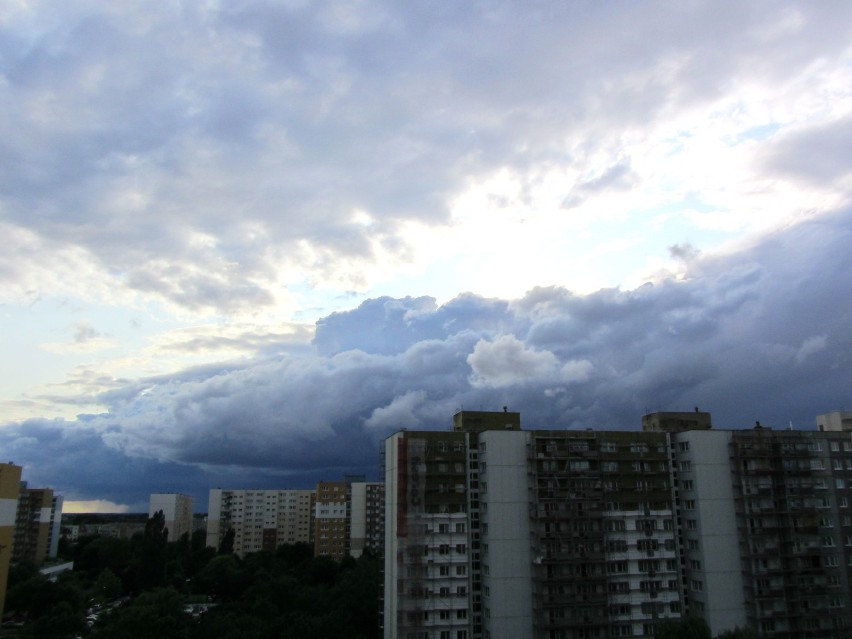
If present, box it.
[480,430,533,639]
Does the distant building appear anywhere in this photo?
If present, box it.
[353,481,385,558]
[12,483,55,566]
[641,409,712,432]
[315,477,384,560]
[0,462,22,615]
[207,489,315,557]
[816,411,852,432]
[149,493,194,541]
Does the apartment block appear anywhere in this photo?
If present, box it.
[149,493,194,541]
[727,428,852,637]
[12,483,55,565]
[0,463,22,615]
[207,489,315,557]
[664,419,852,638]
[385,410,852,639]
[385,428,473,639]
[315,481,349,560]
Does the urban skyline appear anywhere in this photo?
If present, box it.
[2,2,851,512]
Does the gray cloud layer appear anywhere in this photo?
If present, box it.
[2,1,851,312]
[3,209,851,509]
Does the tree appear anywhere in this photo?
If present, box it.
[91,587,190,639]
[715,628,758,639]
[94,568,124,602]
[656,616,712,639]
[218,527,235,555]
[139,510,169,591]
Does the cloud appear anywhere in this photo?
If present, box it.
[1,1,850,317]
[795,335,828,365]
[364,390,428,430]
[2,2,852,511]
[3,207,851,511]
[468,335,558,387]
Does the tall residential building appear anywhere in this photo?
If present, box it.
[12,483,55,565]
[384,411,524,639]
[315,477,385,560]
[207,489,315,557]
[0,463,22,615]
[385,410,852,639]
[661,417,852,638]
[149,493,194,541]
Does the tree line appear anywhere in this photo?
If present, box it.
[4,511,381,638]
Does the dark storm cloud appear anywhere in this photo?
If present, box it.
[3,208,851,508]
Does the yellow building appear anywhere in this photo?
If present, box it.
[0,463,23,614]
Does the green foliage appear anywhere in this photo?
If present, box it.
[74,535,133,581]
[95,568,124,602]
[217,527,235,555]
[139,510,169,591]
[715,628,758,639]
[656,616,712,639]
[91,587,190,639]
[31,600,85,638]
[18,531,383,639]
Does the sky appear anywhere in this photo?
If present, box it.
[1,1,851,513]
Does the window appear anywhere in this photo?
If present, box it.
[601,442,617,453]
[684,499,696,510]
[682,480,694,490]
[679,441,690,452]
[680,461,691,471]
[691,579,704,591]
